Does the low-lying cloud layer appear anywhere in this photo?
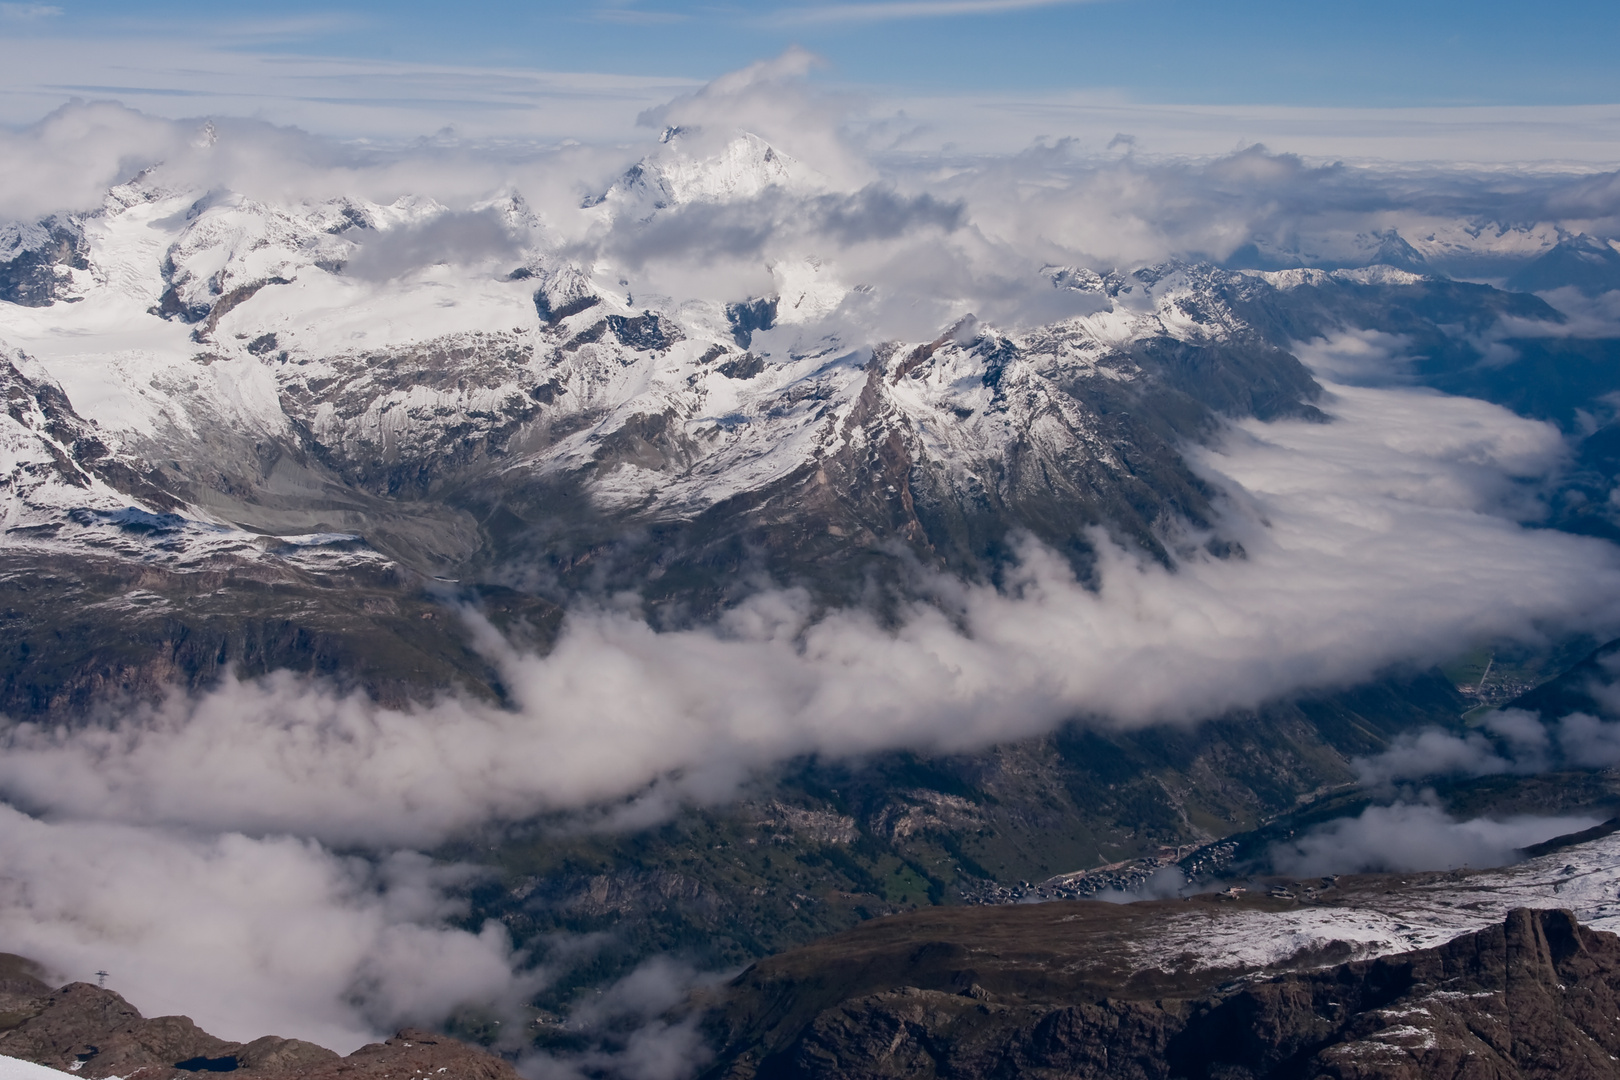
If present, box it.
[1270,620,1620,880]
[1270,800,1601,877]
[521,958,721,1080]
[1342,588,1620,788]
[1354,697,1620,789]
[0,804,528,1052]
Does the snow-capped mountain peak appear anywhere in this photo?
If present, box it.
[584,131,826,218]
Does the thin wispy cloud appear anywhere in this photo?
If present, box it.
[774,0,1104,25]
[594,10,691,23]
[28,9,369,44]
[591,2,691,24]
[180,11,369,43]
[0,3,62,20]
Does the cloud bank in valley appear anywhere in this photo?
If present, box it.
[0,805,528,1052]
[1270,800,1602,877]
[1351,661,1620,789]
[1271,622,1620,880]
[0,361,1614,848]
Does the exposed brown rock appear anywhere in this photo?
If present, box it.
[0,954,53,1029]
[269,1029,519,1080]
[0,968,516,1080]
[0,979,331,1080]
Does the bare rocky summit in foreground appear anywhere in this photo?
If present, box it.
[0,956,516,1080]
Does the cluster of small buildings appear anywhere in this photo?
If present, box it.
[958,839,1339,907]
[961,854,1177,905]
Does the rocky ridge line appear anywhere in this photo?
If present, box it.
[0,957,517,1080]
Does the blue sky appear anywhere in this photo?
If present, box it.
[3,0,1618,108]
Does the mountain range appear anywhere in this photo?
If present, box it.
[2,133,1616,711]
[5,126,1620,1077]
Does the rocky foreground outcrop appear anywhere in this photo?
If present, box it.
[700,906,1620,1079]
[8,906,1620,1079]
[0,955,517,1080]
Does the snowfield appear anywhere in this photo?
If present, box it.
[1129,829,1620,976]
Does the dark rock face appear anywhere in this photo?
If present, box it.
[716,352,765,380]
[701,908,1620,1080]
[537,292,599,325]
[0,215,87,307]
[726,298,778,348]
[773,992,1186,1080]
[0,962,518,1080]
[608,312,681,351]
